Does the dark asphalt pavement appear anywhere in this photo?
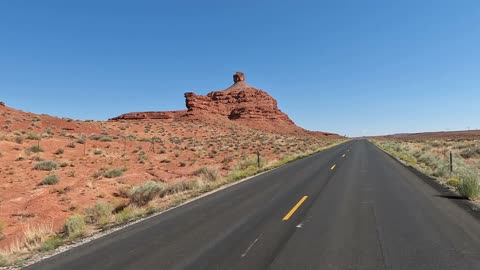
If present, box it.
[26,140,480,270]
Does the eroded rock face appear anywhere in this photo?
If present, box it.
[182,72,299,132]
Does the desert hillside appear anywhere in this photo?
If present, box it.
[0,77,341,261]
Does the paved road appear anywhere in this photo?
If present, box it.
[27,140,480,270]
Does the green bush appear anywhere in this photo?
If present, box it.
[458,173,480,200]
[104,169,123,178]
[40,235,63,251]
[29,145,44,153]
[115,207,135,223]
[26,133,40,140]
[446,178,460,188]
[129,181,166,206]
[40,174,59,185]
[84,201,113,226]
[64,214,86,238]
[34,160,58,171]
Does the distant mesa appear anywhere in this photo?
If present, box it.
[110,72,339,137]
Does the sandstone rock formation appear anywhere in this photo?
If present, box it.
[111,72,339,137]
[110,110,186,121]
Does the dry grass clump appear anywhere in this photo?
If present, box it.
[64,214,86,239]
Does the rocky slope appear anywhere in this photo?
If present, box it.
[111,72,339,137]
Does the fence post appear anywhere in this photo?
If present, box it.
[257,150,260,168]
[449,151,453,175]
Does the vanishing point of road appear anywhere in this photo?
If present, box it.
[26,140,480,270]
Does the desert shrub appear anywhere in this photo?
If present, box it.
[115,206,146,223]
[66,142,76,148]
[64,214,86,238]
[84,201,113,226]
[115,207,135,223]
[40,235,63,251]
[432,163,450,178]
[93,149,102,155]
[137,151,147,163]
[59,162,68,167]
[54,148,64,155]
[458,172,480,200]
[460,147,480,159]
[29,145,43,153]
[40,174,59,185]
[446,178,460,188]
[399,153,416,165]
[15,136,24,144]
[0,253,6,267]
[26,133,40,140]
[89,134,102,140]
[238,155,266,170]
[104,169,123,178]
[227,166,258,181]
[417,153,436,167]
[129,181,166,206]
[163,180,198,195]
[194,167,218,182]
[99,136,113,142]
[34,160,58,171]
[0,219,4,236]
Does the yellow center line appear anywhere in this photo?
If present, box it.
[282,196,308,221]
[331,164,336,170]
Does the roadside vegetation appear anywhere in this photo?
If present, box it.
[0,134,346,266]
[372,139,480,200]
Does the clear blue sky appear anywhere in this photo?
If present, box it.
[1,1,479,137]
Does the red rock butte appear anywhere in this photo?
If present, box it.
[110,72,339,137]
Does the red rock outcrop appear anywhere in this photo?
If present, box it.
[110,72,339,137]
[110,110,186,121]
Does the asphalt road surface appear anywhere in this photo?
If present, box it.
[26,140,480,270]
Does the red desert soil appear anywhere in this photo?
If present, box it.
[0,73,340,249]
